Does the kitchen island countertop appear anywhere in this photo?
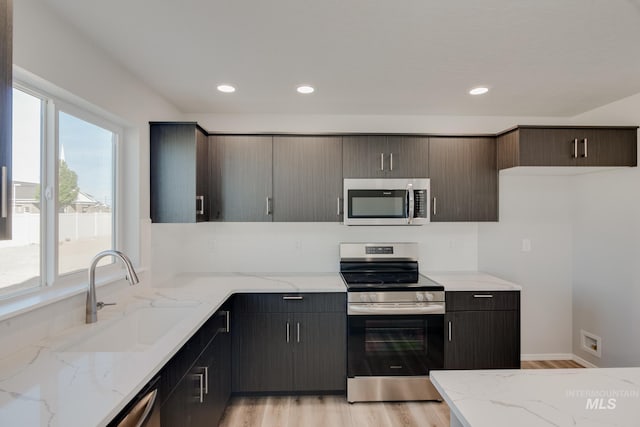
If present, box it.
[431,367,640,427]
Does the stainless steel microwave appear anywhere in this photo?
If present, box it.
[343,178,430,225]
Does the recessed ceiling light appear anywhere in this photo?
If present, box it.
[469,87,489,95]
[297,85,315,94]
[217,84,236,93]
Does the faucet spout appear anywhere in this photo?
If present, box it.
[86,250,139,324]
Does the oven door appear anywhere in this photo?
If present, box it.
[347,313,444,377]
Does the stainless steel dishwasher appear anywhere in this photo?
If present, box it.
[107,376,160,427]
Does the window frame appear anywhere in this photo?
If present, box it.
[1,79,123,298]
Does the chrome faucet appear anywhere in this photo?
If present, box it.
[86,250,140,324]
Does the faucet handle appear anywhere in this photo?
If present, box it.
[96,301,117,310]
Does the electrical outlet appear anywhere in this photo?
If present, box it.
[521,238,532,252]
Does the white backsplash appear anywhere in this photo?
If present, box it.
[150,222,479,283]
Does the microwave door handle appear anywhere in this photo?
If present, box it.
[407,183,414,224]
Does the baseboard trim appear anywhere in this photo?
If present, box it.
[521,353,574,361]
[571,354,598,368]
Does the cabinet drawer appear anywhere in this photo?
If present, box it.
[446,291,519,311]
[234,293,346,313]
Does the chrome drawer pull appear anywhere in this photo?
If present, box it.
[282,296,303,300]
[473,294,494,298]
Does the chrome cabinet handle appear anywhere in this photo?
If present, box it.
[195,373,204,403]
[286,321,290,343]
[204,366,209,395]
[282,296,303,300]
[473,294,494,298]
[582,137,588,158]
[225,310,230,333]
[196,195,204,215]
[572,138,578,158]
[296,322,300,343]
[1,166,7,218]
[265,197,272,215]
[448,321,452,342]
[433,197,437,216]
[390,153,394,171]
[337,197,341,216]
[407,183,414,224]
[380,153,384,171]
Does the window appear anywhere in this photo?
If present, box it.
[0,84,121,297]
[58,111,115,274]
[0,88,42,292]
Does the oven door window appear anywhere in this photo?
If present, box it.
[347,189,407,219]
[348,314,444,377]
[365,319,425,353]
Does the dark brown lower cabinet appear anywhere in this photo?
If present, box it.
[232,294,346,394]
[444,291,520,370]
[232,313,294,392]
[160,306,231,427]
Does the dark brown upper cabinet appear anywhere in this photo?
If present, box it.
[0,0,12,240]
[150,123,209,223]
[273,135,343,222]
[343,135,429,178]
[497,126,638,169]
[209,135,273,222]
[429,137,498,222]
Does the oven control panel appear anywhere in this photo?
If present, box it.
[348,291,445,304]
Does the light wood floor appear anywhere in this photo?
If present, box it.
[219,360,583,427]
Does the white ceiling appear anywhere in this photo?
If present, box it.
[41,0,640,116]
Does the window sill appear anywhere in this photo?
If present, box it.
[0,268,147,323]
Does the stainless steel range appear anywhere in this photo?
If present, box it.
[340,242,445,403]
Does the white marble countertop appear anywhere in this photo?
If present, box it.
[0,273,345,427]
[425,271,522,291]
[431,368,640,427]
[0,270,518,427]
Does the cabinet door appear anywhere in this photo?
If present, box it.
[273,136,343,221]
[195,128,209,222]
[161,370,196,427]
[210,329,231,426]
[150,123,198,223]
[445,310,520,370]
[210,135,273,221]
[292,312,346,392]
[518,128,579,166]
[232,313,293,392]
[343,135,388,178]
[385,136,429,178]
[429,137,497,221]
[576,128,637,167]
[0,0,12,239]
[190,339,215,427]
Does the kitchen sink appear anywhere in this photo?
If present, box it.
[55,305,198,353]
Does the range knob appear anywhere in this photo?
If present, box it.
[416,292,425,302]
[360,293,369,302]
[370,293,378,302]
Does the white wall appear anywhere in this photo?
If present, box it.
[478,174,573,357]
[13,0,183,268]
[568,93,640,367]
